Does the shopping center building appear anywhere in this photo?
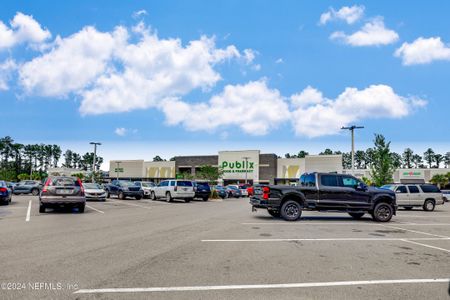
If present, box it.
[109,149,449,184]
[108,150,343,184]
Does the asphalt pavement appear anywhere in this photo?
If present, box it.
[0,194,449,299]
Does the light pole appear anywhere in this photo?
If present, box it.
[242,156,250,184]
[341,125,364,173]
[90,142,101,181]
[115,161,122,180]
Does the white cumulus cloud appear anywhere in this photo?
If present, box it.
[115,127,127,136]
[160,80,290,135]
[0,12,51,50]
[0,59,17,90]
[395,37,450,65]
[291,85,426,137]
[330,18,399,46]
[319,5,365,25]
[19,26,127,97]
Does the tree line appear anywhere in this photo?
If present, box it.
[0,136,103,181]
[285,147,450,169]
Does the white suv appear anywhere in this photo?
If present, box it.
[382,184,445,211]
[151,180,195,203]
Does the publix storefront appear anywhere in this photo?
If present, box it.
[174,150,278,185]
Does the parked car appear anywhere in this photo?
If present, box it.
[151,180,194,203]
[13,180,41,196]
[214,185,228,199]
[39,176,86,213]
[134,181,156,199]
[238,184,250,197]
[6,182,16,192]
[106,180,143,200]
[381,183,445,211]
[193,181,211,201]
[442,190,450,202]
[0,180,12,205]
[226,185,242,198]
[251,172,397,222]
[83,183,107,201]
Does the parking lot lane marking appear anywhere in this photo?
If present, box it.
[401,239,450,254]
[242,222,380,226]
[113,200,151,210]
[396,215,450,218]
[201,237,450,242]
[25,200,31,222]
[377,224,449,238]
[86,205,104,214]
[73,278,450,294]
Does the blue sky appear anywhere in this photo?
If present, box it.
[1,1,449,168]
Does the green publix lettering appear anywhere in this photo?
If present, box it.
[222,160,254,169]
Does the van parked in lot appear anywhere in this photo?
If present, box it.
[381,184,445,211]
[151,180,194,203]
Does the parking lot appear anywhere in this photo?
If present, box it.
[1,195,449,299]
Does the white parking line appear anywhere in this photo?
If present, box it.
[243,222,450,226]
[201,237,450,242]
[86,205,104,214]
[401,239,450,254]
[25,200,31,222]
[73,278,450,294]
[377,224,449,238]
[397,215,450,218]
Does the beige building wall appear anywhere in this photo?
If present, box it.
[109,160,145,178]
[144,161,175,178]
[277,158,306,178]
[304,155,343,173]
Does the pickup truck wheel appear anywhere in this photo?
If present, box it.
[268,210,280,218]
[118,192,125,200]
[372,203,393,222]
[349,212,364,219]
[166,192,172,202]
[31,188,39,196]
[280,200,302,221]
[423,199,435,211]
[151,192,156,200]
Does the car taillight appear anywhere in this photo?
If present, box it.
[262,186,270,200]
[77,179,85,196]
[0,187,7,192]
[42,178,51,193]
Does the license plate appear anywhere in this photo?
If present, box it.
[57,189,72,195]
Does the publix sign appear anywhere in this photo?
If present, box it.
[218,150,260,180]
[403,171,422,177]
[221,160,254,173]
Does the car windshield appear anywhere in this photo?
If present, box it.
[141,182,154,187]
[120,181,136,187]
[84,183,102,189]
[47,177,79,187]
[227,186,238,190]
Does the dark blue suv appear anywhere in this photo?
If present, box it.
[193,182,211,201]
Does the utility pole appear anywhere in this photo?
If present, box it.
[115,161,122,180]
[242,156,250,184]
[90,142,101,181]
[341,125,364,173]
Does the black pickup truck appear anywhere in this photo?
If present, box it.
[250,172,396,222]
